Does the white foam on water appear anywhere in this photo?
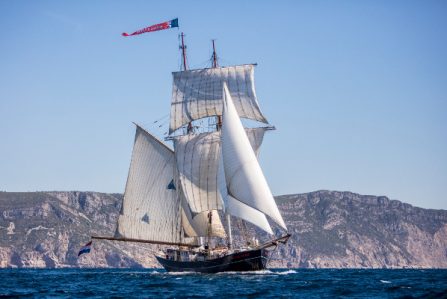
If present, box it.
[156,269,297,276]
[275,269,297,275]
[216,270,275,275]
[148,270,162,275]
[380,280,391,284]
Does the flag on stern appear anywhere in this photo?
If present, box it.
[122,18,178,37]
[78,241,92,257]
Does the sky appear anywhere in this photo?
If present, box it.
[0,1,446,210]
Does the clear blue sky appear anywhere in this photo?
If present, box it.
[1,1,446,209]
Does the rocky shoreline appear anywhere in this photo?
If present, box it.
[1,191,446,268]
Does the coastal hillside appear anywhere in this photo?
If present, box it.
[0,191,446,268]
[269,191,447,268]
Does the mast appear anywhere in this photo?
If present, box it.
[211,39,231,249]
[211,40,222,130]
[226,214,232,250]
[211,39,218,68]
[180,32,193,134]
[180,32,188,71]
[207,211,212,256]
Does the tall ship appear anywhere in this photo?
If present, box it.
[93,35,290,273]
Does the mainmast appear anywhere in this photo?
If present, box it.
[180,32,188,71]
[211,40,223,131]
[210,40,232,250]
[211,39,218,68]
[180,32,194,134]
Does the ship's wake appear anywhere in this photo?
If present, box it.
[149,269,298,276]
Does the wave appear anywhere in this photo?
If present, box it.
[275,269,297,275]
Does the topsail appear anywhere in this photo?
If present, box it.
[169,64,268,133]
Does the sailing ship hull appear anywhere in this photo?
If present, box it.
[156,248,268,273]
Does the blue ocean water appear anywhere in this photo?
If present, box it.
[0,268,446,298]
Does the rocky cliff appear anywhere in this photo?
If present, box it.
[1,191,446,268]
[269,191,447,268]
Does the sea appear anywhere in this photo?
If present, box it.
[1,268,446,298]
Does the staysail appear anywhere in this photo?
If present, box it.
[221,83,287,230]
[169,64,268,133]
[226,195,273,235]
[217,152,273,235]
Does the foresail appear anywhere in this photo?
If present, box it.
[221,83,287,230]
[116,125,182,243]
[218,148,273,235]
[226,195,273,235]
[169,64,268,133]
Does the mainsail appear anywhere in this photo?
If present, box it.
[169,64,268,133]
[116,125,182,243]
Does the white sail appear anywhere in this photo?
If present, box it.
[181,208,198,238]
[221,83,287,230]
[174,127,268,215]
[217,151,273,235]
[245,127,266,157]
[169,64,268,133]
[174,131,224,214]
[116,125,182,243]
[226,195,273,235]
[180,194,226,238]
[191,210,227,238]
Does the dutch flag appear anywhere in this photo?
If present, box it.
[78,241,92,257]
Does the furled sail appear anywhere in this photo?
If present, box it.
[116,125,182,243]
[221,83,287,230]
[169,64,268,133]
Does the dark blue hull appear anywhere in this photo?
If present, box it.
[156,248,268,273]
